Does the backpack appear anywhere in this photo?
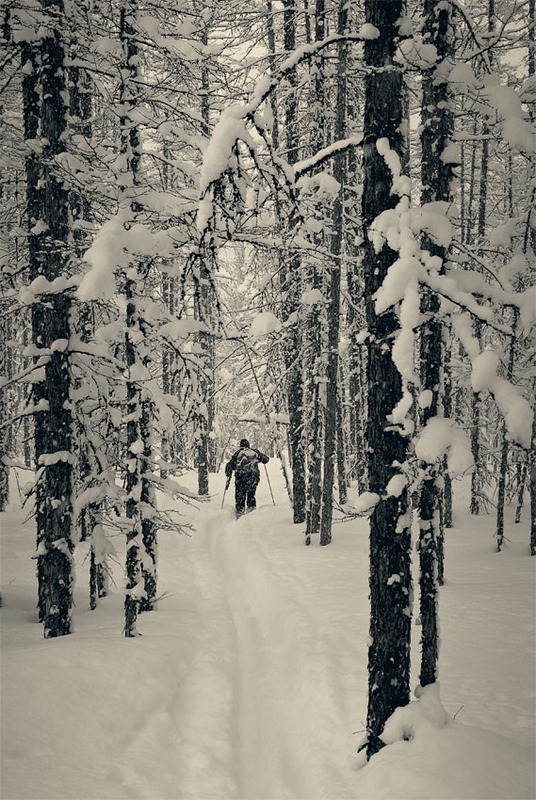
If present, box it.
[234,447,260,476]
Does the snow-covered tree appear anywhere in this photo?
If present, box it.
[22,0,76,638]
[361,0,412,759]
[417,0,456,689]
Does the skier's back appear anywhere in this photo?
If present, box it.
[225,438,269,517]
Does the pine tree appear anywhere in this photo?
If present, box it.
[0,306,9,512]
[194,12,217,496]
[281,0,306,524]
[23,0,75,638]
[362,0,411,759]
[116,0,158,633]
[319,0,347,546]
[303,0,327,543]
[418,0,455,689]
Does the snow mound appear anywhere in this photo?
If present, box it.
[356,684,535,799]
[381,683,451,743]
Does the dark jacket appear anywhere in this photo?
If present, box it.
[225,446,269,480]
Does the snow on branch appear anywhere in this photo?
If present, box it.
[442,267,536,337]
[452,313,533,450]
[195,28,380,238]
[370,135,533,457]
[198,110,251,195]
[248,27,379,114]
[371,195,533,338]
[293,136,363,179]
[448,63,536,157]
[414,417,474,476]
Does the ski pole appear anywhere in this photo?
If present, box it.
[221,474,231,509]
[264,463,276,506]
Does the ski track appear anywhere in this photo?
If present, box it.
[3,468,533,800]
[115,511,241,800]
[206,500,362,800]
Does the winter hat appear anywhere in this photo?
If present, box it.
[239,438,250,448]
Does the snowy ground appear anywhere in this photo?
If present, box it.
[1,463,534,800]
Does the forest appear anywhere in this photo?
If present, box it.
[0,0,535,798]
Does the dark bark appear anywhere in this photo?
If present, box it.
[89,547,97,611]
[319,0,347,546]
[470,383,482,514]
[346,284,367,492]
[345,67,366,494]
[139,399,157,612]
[282,0,306,524]
[496,311,518,551]
[119,1,156,633]
[437,501,445,588]
[336,383,347,506]
[514,461,527,524]
[362,0,411,760]
[24,2,75,638]
[195,23,216,495]
[69,54,104,598]
[266,0,280,152]
[305,374,322,540]
[304,0,327,544]
[530,380,536,556]
[161,283,173,479]
[526,0,535,555]
[124,284,143,636]
[417,313,442,689]
[442,337,453,529]
[0,308,8,511]
[471,0,494,516]
[418,0,454,689]
[194,290,211,497]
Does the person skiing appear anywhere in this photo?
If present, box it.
[225,438,270,518]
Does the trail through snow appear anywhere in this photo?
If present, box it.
[1,464,535,800]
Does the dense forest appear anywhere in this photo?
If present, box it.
[0,0,534,768]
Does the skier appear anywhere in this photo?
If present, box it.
[225,438,270,518]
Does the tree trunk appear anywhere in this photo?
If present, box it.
[24,3,75,638]
[282,0,306,523]
[530,380,536,556]
[124,280,144,635]
[195,22,216,495]
[0,306,9,511]
[362,0,411,760]
[68,51,106,595]
[336,381,347,506]
[470,132,487,514]
[304,0,326,544]
[305,377,322,541]
[418,0,454,689]
[514,461,527,524]
[347,283,367,492]
[496,311,518,551]
[139,398,157,612]
[526,0,535,555]
[119,0,157,633]
[442,333,453,530]
[471,0,494,516]
[319,0,347,546]
[266,0,280,153]
[89,547,97,611]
